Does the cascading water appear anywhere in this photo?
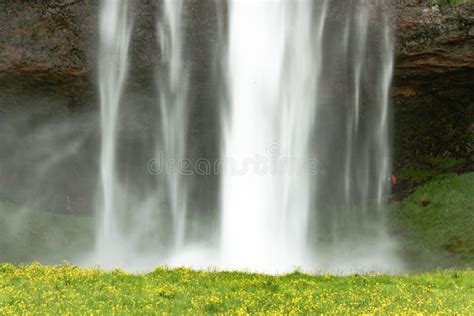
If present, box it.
[94,0,190,269]
[308,1,399,272]
[156,0,189,252]
[221,0,399,273]
[92,0,400,273]
[221,0,324,272]
[96,0,133,265]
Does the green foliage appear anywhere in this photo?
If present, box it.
[0,263,473,314]
[438,0,469,6]
[398,167,438,183]
[391,172,474,269]
[423,156,466,170]
[397,156,467,184]
[429,0,469,8]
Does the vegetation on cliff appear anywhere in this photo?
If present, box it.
[392,172,474,269]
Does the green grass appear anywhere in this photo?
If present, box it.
[0,263,473,314]
[397,156,467,184]
[391,172,474,269]
[0,173,473,313]
[398,166,438,184]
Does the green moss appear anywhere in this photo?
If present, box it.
[423,156,466,170]
[438,0,468,6]
[429,0,469,9]
[396,156,468,185]
[398,166,438,183]
[391,172,474,269]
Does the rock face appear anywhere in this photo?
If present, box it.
[392,1,473,169]
[0,0,220,75]
[1,1,472,73]
[395,1,473,73]
[0,0,472,168]
[0,1,96,74]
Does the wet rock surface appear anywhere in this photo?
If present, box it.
[395,1,473,71]
[0,0,472,171]
[392,1,473,171]
[1,1,471,73]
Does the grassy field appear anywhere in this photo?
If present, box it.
[0,263,473,314]
[0,171,472,313]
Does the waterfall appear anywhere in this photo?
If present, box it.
[96,0,133,264]
[308,1,398,272]
[94,0,190,269]
[221,0,324,272]
[92,0,400,273]
[221,0,399,273]
[156,0,189,252]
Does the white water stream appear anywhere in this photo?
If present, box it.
[94,0,400,274]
